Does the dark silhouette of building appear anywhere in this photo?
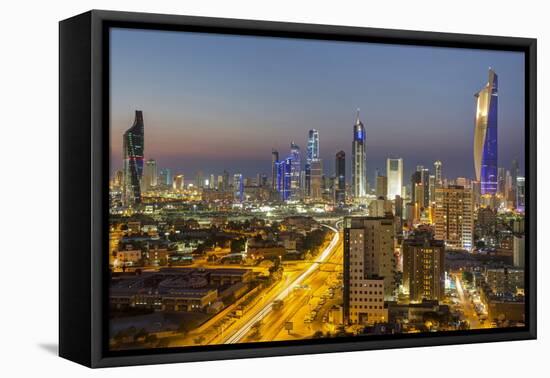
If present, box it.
[122,110,144,206]
[335,151,346,204]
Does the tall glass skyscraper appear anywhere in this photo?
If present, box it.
[271,149,279,190]
[434,160,442,187]
[122,110,144,207]
[233,173,244,203]
[158,168,172,186]
[305,129,320,197]
[386,157,403,200]
[474,68,498,195]
[290,142,301,200]
[307,129,319,160]
[335,151,346,204]
[352,110,367,198]
[276,158,292,201]
[142,159,157,191]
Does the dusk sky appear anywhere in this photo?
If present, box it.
[109,27,525,183]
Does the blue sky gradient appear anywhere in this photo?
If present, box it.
[110,28,525,183]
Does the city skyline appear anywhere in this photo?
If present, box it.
[108,27,527,351]
[109,28,525,181]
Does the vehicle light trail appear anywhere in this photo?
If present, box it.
[224,223,340,344]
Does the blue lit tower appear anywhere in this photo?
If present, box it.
[122,110,144,207]
[276,158,292,201]
[290,142,301,200]
[305,129,320,197]
[233,173,244,202]
[352,109,367,198]
[474,69,498,195]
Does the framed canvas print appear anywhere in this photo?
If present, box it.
[59,10,537,368]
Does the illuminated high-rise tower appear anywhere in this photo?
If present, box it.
[276,158,292,201]
[290,142,301,200]
[402,231,445,302]
[142,159,157,191]
[352,109,367,198]
[434,160,442,187]
[307,129,320,161]
[386,157,403,200]
[173,174,184,190]
[122,110,144,207]
[233,173,244,203]
[305,129,320,197]
[434,185,473,251]
[158,168,172,186]
[474,68,498,195]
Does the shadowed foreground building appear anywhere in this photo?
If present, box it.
[343,216,396,325]
[402,231,445,302]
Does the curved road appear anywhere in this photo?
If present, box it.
[224,223,340,344]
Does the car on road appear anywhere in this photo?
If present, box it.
[272,299,284,310]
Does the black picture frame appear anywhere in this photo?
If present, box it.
[59,9,537,368]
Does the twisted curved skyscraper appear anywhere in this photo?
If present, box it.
[474,69,498,195]
[122,110,145,206]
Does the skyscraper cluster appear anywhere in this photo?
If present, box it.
[339,68,519,326]
[272,131,324,202]
[271,110,369,204]
[272,144,303,202]
[110,64,525,337]
[117,70,515,230]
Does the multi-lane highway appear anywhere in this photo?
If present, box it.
[257,234,344,342]
[223,223,341,344]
